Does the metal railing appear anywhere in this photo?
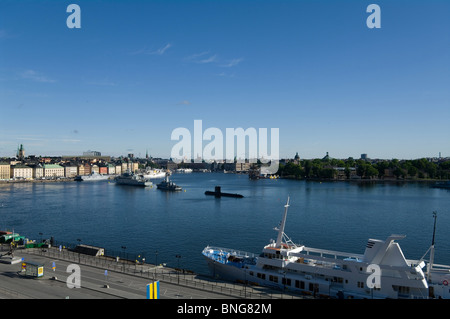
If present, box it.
[22,245,305,299]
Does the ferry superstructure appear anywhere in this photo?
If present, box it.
[143,169,166,179]
[114,171,152,187]
[74,172,109,182]
[202,198,450,299]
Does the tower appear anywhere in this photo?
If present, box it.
[17,144,25,160]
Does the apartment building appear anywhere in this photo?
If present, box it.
[0,163,11,179]
[11,164,33,179]
[43,164,65,178]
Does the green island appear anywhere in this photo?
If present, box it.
[276,155,450,182]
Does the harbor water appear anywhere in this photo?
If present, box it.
[0,173,449,276]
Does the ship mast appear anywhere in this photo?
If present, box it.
[427,211,437,281]
[275,197,290,248]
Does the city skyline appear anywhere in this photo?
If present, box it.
[1,1,449,160]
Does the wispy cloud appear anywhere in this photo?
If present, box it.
[177,100,191,105]
[20,70,55,83]
[198,54,217,64]
[58,139,81,143]
[220,58,243,68]
[184,51,217,64]
[16,135,81,146]
[153,43,172,55]
[131,43,172,56]
[185,51,243,67]
[16,136,46,142]
[184,51,210,60]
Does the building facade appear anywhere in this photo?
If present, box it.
[0,163,11,179]
[43,164,65,178]
[64,166,78,178]
[108,164,116,175]
[11,165,33,179]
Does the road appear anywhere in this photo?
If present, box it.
[0,247,303,300]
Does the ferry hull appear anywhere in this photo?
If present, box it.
[204,255,246,283]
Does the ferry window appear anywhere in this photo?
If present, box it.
[282,278,291,286]
[269,275,278,283]
[357,281,364,288]
[249,271,254,276]
[398,286,410,295]
[295,280,305,289]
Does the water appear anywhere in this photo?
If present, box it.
[0,173,449,275]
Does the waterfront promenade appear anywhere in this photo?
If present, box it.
[0,245,305,299]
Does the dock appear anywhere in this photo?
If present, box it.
[0,244,305,300]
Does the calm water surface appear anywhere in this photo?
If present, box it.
[0,173,449,275]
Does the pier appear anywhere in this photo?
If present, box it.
[0,244,305,299]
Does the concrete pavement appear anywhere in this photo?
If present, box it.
[0,246,304,300]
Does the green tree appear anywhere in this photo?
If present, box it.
[365,165,379,178]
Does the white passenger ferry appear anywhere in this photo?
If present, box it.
[202,198,450,299]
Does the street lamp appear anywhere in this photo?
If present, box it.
[175,254,181,284]
[121,246,127,272]
[39,232,44,254]
[76,238,81,263]
[155,250,159,276]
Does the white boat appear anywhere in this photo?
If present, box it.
[114,171,152,187]
[176,168,193,173]
[202,198,450,299]
[143,169,166,179]
[75,172,109,181]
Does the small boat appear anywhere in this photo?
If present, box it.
[205,186,243,198]
[176,168,193,173]
[157,173,182,191]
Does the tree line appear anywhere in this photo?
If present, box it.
[276,157,450,180]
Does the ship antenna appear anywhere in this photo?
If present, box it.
[428,211,437,280]
[431,211,437,247]
[419,211,439,282]
[275,196,290,248]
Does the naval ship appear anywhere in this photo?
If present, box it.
[114,171,152,187]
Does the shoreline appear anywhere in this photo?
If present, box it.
[277,176,449,184]
[1,175,448,185]
[0,179,76,184]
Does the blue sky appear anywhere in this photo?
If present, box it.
[0,0,449,159]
